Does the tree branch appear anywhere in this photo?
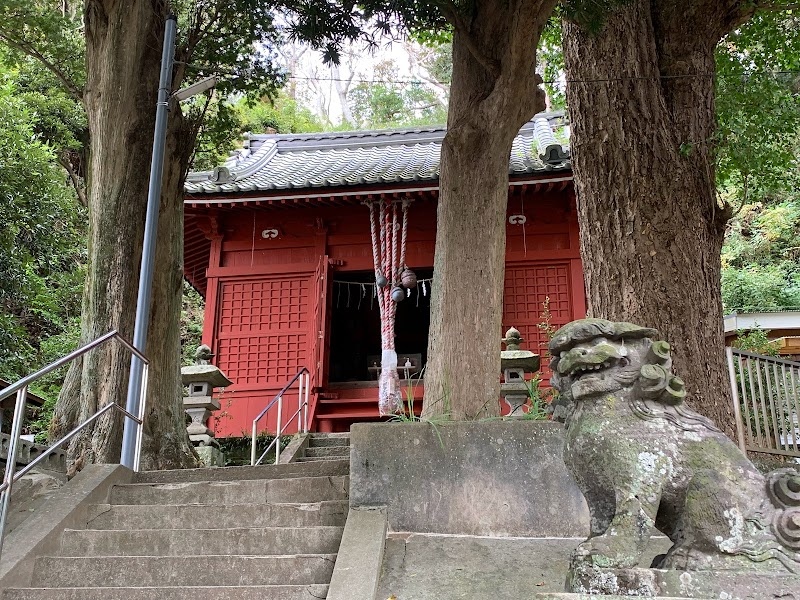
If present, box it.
[0,32,83,101]
[434,0,500,78]
[58,152,87,207]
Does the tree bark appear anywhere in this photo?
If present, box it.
[563,0,752,437]
[423,0,557,420]
[52,0,195,471]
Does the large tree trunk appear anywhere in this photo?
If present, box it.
[52,0,195,471]
[423,0,557,419]
[562,0,752,437]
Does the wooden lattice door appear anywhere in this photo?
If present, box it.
[215,275,315,390]
[502,262,574,374]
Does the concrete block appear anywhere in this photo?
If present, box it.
[377,534,673,600]
[6,473,65,535]
[195,445,224,467]
[85,500,348,530]
[132,459,348,484]
[350,421,589,537]
[327,507,388,600]
[309,434,350,448]
[0,464,133,589]
[533,595,693,600]
[279,433,310,463]
[59,525,344,557]
[568,566,800,599]
[31,554,336,587]
[3,584,331,600]
[305,446,350,458]
[111,475,348,505]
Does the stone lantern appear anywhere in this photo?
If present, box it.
[500,327,540,416]
[181,344,232,466]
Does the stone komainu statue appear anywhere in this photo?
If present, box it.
[549,319,800,576]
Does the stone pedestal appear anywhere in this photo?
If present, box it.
[568,565,800,599]
[184,394,220,446]
[500,327,540,416]
[195,445,225,467]
[181,352,233,461]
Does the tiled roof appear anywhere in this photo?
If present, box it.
[184,112,570,195]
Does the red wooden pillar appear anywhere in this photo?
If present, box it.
[198,213,223,349]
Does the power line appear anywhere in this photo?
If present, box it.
[287,70,800,86]
[178,61,800,87]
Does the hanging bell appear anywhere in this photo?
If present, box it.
[400,268,417,289]
[375,272,388,288]
[391,286,405,303]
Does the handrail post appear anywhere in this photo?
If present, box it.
[0,387,29,561]
[304,372,310,432]
[133,362,149,473]
[726,347,747,453]
[297,375,304,434]
[251,419,258,467]
[275,394,283,464]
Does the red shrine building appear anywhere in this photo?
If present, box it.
[183,112,586,436]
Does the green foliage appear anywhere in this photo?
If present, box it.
[238,92,325,134]
[521,373,554,420]
[715,11,800,207]
[420,40,452,85]
[215,433,292,466]
[349,60,446,128]
[539,11,566,110]
[181,281,205,366]
[192,92,327,170]
[722,200,800,311]
[732,328,781,357]
[717,10,800,314]
[0,1,85,98]
[0,75,85,426]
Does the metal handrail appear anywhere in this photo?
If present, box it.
[251,368,311,466]
[0,331,149,562]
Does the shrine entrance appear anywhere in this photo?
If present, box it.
[328,269,432,384]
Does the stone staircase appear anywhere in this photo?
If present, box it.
[2,443,351,599]
[294,432,351,463]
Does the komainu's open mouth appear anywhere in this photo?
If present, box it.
[570,358,617,377]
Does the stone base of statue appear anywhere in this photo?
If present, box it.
[195,445,225,467]
[568,564,800,599]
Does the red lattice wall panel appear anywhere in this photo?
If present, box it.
[216,276,313,387]
[503,263,573,362]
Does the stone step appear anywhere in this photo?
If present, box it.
[3,585,330,600]
[295,456,348,463]
[60,526,344,557]
[31,554,336,588]
[86,500,348,530]
[304,446,350,458]
[132,459,348,484]
[533,592,692,600]
[308,435,350,448]
[110,475,349,505]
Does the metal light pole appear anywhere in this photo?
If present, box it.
[120,15,178,469]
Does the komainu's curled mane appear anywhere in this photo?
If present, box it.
[549,318,800,578]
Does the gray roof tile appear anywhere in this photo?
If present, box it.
[184,112,570,195]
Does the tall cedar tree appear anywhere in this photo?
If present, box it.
[560,0,782,436]
[360,0,558,419]
[0,0,353,470]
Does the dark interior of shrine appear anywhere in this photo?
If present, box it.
[328,269,432,383]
